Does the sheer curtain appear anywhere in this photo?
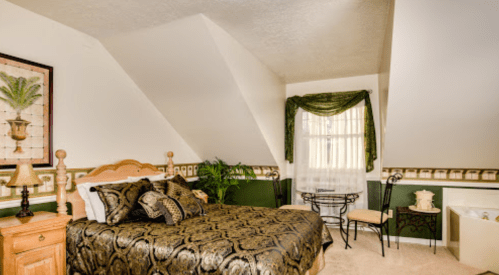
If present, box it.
[292,101,367,216]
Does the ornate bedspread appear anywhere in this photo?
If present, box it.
[67,204,333,275]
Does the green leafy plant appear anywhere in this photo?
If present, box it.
[197,158,256,204]
[0,72,42,119]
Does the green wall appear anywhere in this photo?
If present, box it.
[191,179,291,208]
[227,179,291,208]
[0,202,72,219]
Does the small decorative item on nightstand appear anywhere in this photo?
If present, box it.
[6,161,42,217]
[192,189,208,203]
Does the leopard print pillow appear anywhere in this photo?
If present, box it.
[166,180,192,198]
[155,194,205,225]
[167,180,207,214]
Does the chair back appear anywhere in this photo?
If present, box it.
[266,169,284,208]
[380,173,403,223]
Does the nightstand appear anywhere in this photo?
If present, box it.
[0,211,72,275]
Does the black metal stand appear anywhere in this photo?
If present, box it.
[302,192,360,247]
[16,185,34,218]
[396,206,439,254]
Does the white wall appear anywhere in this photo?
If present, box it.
[203,16,287,173]
[384,0,499,168]
[0,0,200,168]
[377,0,395,170]
[286,74,382,180]
[102,15,277,166]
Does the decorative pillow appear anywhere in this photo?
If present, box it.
[155,194,205,225]
[166,180,206,215]
[78,178,130,222]
[166,180,192,197]
[126,174,172,195]
[91,179,150,225]
[138,191,169,219]
[170,174,190,190]
[149,179,169,195]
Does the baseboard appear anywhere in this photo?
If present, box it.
[385,235,443,246]
[327,225,444,247]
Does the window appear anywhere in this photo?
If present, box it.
[292,101,368,209]
[301,105,364,170]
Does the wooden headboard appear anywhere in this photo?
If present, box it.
[54,150,175,220]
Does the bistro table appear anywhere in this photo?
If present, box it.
[301,190,362,247]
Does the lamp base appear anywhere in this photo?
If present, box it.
[16,185,34,218]
[15,208,34,218]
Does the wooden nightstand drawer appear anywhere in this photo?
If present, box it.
[12,228,66,254]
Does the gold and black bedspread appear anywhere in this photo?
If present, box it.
[67,204,333,275]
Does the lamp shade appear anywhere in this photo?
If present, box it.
[6,162,42,187]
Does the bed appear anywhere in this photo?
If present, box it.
[53,150,332,275]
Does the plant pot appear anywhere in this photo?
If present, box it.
[7,118,30,153]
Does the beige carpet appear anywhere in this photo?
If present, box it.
[319,227,487,275]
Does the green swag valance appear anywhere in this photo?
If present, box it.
[285,90,377,172]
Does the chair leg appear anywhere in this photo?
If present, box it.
[354,221,358,240]
[386,221,390,248]
[345,220,350,249]
[380,225,385,257]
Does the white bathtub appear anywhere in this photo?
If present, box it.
[448,206,499,273]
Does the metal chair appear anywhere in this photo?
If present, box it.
[266,169,285,208]
[345,173,403,256]
[266,170,312,211]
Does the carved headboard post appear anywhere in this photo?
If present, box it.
[167,151,174,176]
[55,149,68,215]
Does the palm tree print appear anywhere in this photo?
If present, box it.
[0,71,42,120]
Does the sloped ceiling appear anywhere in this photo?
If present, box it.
[6,0,391,83]
[5,0,394,168]
[101,15,280,165]
[384,0,499,169]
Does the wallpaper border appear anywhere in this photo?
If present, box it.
[383,167,498,183]
[0,163,278,203]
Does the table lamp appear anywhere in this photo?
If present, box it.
[6,161,42,217]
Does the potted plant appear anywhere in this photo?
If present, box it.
[197,158,256,204]
[0,72,42,153]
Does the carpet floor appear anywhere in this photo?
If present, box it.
[318,227,487,275]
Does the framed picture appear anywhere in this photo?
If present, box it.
[0,53,53,168]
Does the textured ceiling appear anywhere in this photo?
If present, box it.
[7,0,391,83]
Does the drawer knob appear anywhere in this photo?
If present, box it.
[39,234,45,241]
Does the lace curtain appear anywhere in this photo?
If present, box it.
[292,101,367,213]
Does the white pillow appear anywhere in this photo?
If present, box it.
[128,173,167,182]
[78,179,130,223]
[77,184,96,220]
